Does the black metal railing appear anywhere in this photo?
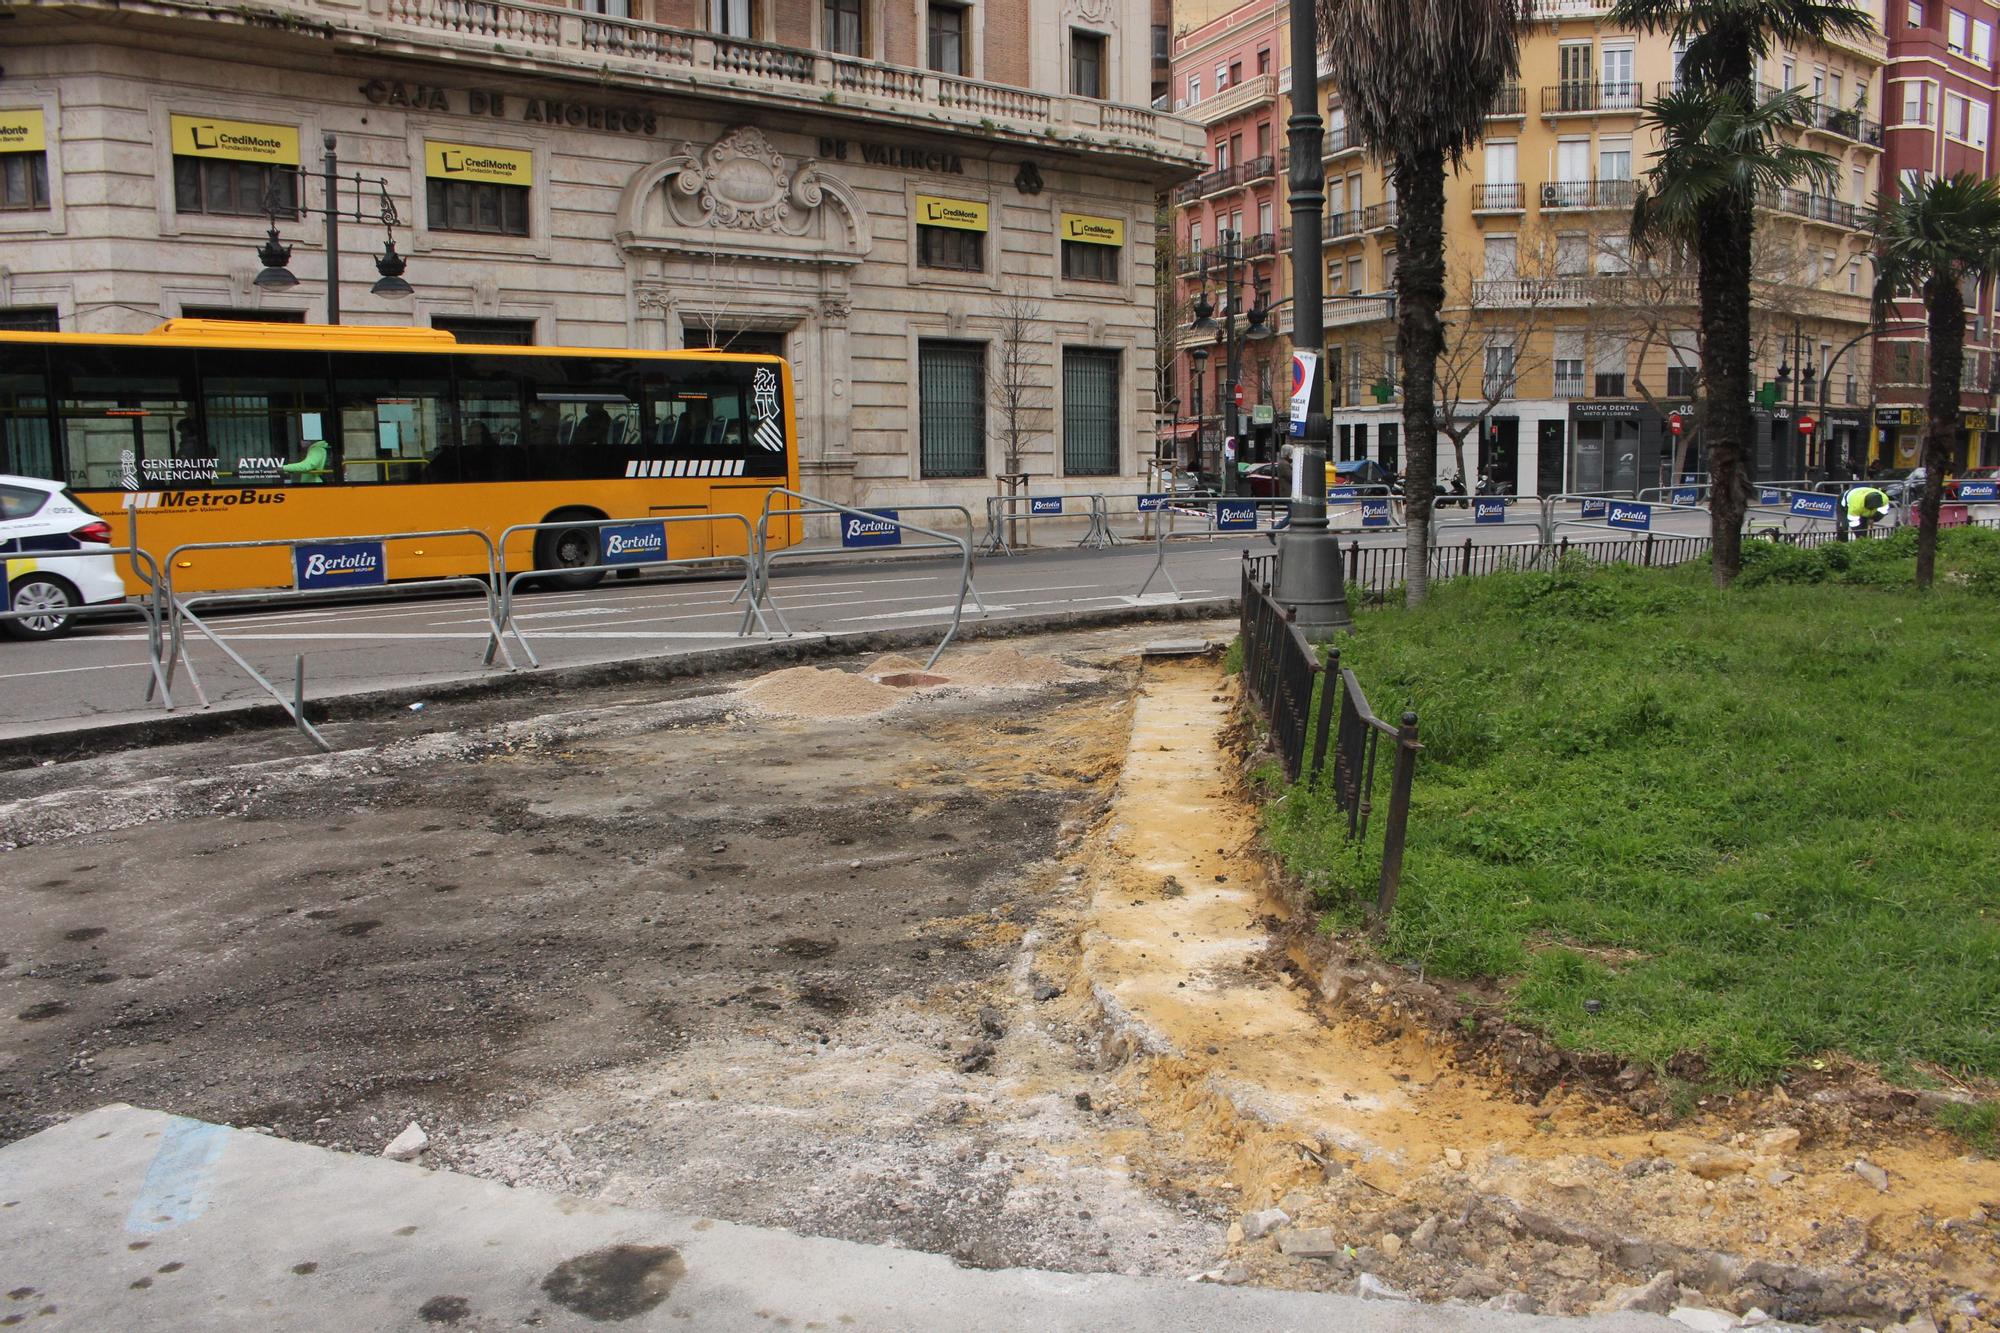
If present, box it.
[1241,153,1277,183]
[1361,200,1399,231]
[1488,83,1525,117]
[1325,123,1356,155]
[1326,209,1363,239]
[1539,178,1635,210]
[1239,554,1320,783]
[1473,182,1526,211]
[1542,80,1643,114]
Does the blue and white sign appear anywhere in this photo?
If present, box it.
[1474,498,1508,524]
[1361,499,1391,528]
[1030,496,1064,516]
[1758,488,1783,505]
[840,510,902,548]
[1607,501,1652,531]
[293,540,385,591]
[1789,493,1837,520]
[1671,487,1700,507]
[1137,493,1171,512]
[1215,499,1258,531]
[600,520,668,566]
[1326,484,1358,498]
[1958,480,1999,502]
[1580,497,1609,519]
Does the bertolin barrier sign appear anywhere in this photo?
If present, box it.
[841,510,902,548]
[293,540,386,591]
[1671,487,1700,506]
[1959,480,1999,502]
[1216,500,1258,531]
[1759,488,1783,505]
[1606,501,1651,531]
[1361,499,1391,528]
[1790,493,1837,520]
[600,520,668,565]
[1580,498,1609,519]
[1474,498,1507,524]
[170,114,300,165]
[1030,496,1064,516]
[1138,494,1171,511]
[424,140,532,186]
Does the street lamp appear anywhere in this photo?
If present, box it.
[252,133,415,322]
[1189,344,1211,476]
[1192,231,1252,495]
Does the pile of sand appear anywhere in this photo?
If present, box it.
[936,647,1089,689]
[860,653,930,678]
[737,665,904,718]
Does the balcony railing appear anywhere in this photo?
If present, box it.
[1242,230,1278,259]
[1541,81,1644,115]
[1326,209,1363,240]
[1241,154,1277,185]
[1553,372,1587,399]
[1472,274,1699,307]
[1324,123,1359,158]
[1488,84,1525,117]
[1761,187,1863,229]
[1362,200,1399,231]
[1538,178,1636,210]
[1657,81,1885,146]
[1472,182,1526,212]
[365,0,1188,159]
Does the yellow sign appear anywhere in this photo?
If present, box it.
[0,109,45,153]
[915,195,988,232]
[424,140,533,187]
[170,114,299,166]
[1061,212,1125,246]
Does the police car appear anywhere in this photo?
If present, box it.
[1,475,129,639]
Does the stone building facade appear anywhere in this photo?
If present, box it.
[0,0,1201,507]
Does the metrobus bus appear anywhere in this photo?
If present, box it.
[0,320,801,597]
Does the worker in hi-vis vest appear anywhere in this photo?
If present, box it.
[1845,485,1890,532]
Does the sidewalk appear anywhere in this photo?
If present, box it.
[0,1106,1686,1331]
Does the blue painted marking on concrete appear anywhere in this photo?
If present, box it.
[124,1117,228,1234]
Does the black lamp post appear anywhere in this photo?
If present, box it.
[1193,230,1262,496]
[253,132,414,322]
[1189,344,1211,476]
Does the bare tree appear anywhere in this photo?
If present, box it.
[990,286,1050,477]
[1433,230,1564,490]
[1154,202,1195,469]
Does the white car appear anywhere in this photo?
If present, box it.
[1,475,129,639]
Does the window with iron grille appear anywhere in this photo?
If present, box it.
[919,340,986,477]
[173,157,297,218]
[1063,348,1119,475]
[427,179,530,236]
[917,225,983,271]
[1061,240,1118,282]
[1,153,49,211]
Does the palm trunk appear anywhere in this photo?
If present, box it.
[1396,147,1447,606]
[1918,273,1965,589]
[1695,193,1755,585]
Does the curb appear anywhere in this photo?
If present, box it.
[0,597,1237,769]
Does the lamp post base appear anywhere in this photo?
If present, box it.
[1272,444,1353,635]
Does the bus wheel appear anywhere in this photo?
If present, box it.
[532,510,606,591]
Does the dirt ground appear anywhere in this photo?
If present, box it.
[3,623,1995,1329]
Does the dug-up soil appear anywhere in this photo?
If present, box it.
[2,626,1994,1330]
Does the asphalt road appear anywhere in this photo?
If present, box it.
[0,506,1719,739]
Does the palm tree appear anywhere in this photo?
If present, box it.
[1318,0,1527,606]
[1873,174,2000,588]
[1629,86,1838,582]
[1610,0,1871,584]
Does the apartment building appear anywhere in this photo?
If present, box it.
[1876,0,2000,470]
[0,0,1201,509]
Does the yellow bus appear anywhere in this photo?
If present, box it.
[0,320,800,595]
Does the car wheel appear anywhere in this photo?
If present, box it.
[530,512,606,592]
[4,573,78,641]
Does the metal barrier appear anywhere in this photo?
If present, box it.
[491,513,770,669]
[158,528,512,751]
[1132,494,1299,600]
[978,492,1112,555]
[745,497,989,620]
[749,487,975,670]
[1,545,174,708]
[1541,491,1713,542]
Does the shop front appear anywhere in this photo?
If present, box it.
[1873,406,1990,472]
[1569,400,1666,496]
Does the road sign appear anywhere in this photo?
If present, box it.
[1233,384,1244,406]
[1797,415,1817,435]
[1252,404,1274,425]
[1669,412,1683,436]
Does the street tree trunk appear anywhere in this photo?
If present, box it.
[1918,271,1965,589]
[1396,147,1447,606]
[1695,192,1755,585]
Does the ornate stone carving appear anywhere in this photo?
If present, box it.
[664,126,826,235]
[1064,0,1116,24]
[819,296,852,323]
[1014,161,1044,196]
[635,285,678,312]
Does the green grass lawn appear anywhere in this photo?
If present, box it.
[1268,527,2000,1088]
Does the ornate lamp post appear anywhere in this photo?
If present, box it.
[253,133,414,322]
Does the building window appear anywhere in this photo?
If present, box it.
[180,307,306,322]
[173,157,297,218]
[1949,8,1968,53]
[918,340,986,478]
[1152,24,1169,63]
[0,307,58,331]
[1063,348,1119,475]
[578,0,631,13]
[825,0,864,54]
[1257,48,1271,75]
[1256,122,1272,157]
[427,178,530,236]
[918,224,983,271]
[1071,31,1106,98]
[1,152,49,212]
[1062,239,1119,282]
[710,0,752,37]
[1186,73,1202,105]
[1666,364,1698,397]
[1327,258,1345,293]
[1978,19,1995,64]
[1483,343,1515,398]
[1909,0,1924,25]
[431,316,536,345]
[928,3,966,74]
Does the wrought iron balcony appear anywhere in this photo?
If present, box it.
[1472,182,1526,212]
[1541,81,1643,115]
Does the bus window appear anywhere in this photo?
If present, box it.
[518,356,641,479]
[54,346,201,491]
[329,354,456,485]
[0,345,56,482]
[453,356,527,483]
[198,351,332,486]
[638,361,786,478]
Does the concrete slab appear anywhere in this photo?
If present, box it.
[0,1106,1683,1331]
